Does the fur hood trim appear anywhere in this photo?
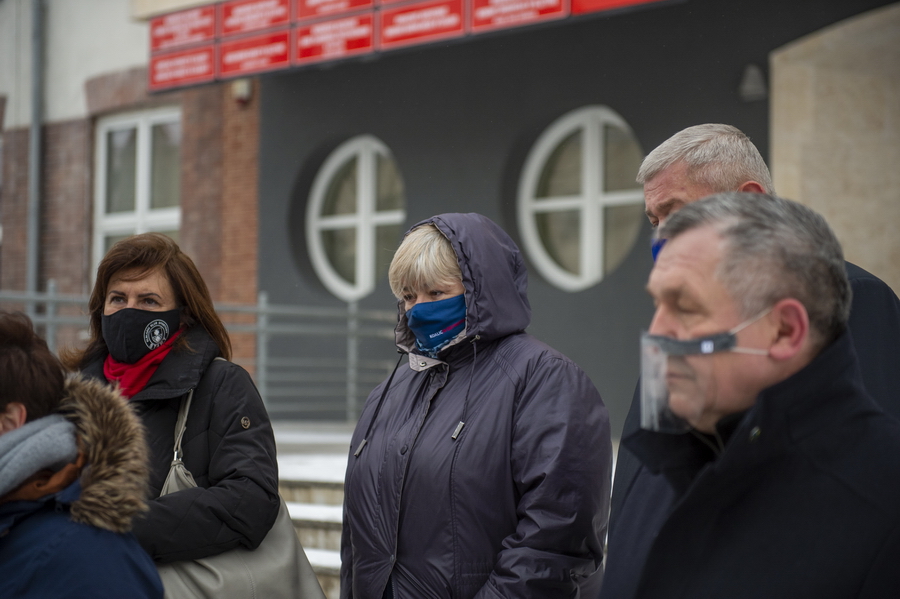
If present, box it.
[59,376,149,533]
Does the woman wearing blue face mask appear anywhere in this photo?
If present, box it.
[340,213,613,599]
[61,233,280,571]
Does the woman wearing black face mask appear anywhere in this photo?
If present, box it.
[340,214,613,599]
[62,233,280,569]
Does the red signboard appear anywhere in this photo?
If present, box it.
[218,30,291,76]
[149,45,216,90]
[150,6,216,52]
[470,0,565,32]
[220,0,291,36]
[295,14,374,64]
[147,0,673,92]
[295,0,374,22]
[571,0,665,15]
[379,0,465,50]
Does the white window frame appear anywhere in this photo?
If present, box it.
[92,107,182,271]
[517,105,645,292]
[306,135,405,302]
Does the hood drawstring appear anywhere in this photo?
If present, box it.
[451,335,480,440]
[354,352,407,458]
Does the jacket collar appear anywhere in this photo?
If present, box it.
[83,325,220,402]
[0,479,84,536]
[625,331,870,484]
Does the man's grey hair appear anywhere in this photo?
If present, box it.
[659,193,851,349]
[637,124,775,194]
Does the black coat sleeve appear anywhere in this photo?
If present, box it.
[845,262,900,421]
[608,379,643,538]
[134,362,281,562]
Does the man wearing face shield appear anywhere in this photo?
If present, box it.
[598,192,900,598]
[602,124,900,599]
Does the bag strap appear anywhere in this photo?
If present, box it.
[172,389,194,462]
[172,357,229,461]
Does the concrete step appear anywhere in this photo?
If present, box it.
[278,453,348,505]
[289,501,343,551]
[305,547,341,599]
[275,425,352,599]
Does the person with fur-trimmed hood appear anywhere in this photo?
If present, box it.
[0,311,162,598]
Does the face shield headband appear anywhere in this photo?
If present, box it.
[640,309,770,434]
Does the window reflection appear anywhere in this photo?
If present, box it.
[106,128,137,214]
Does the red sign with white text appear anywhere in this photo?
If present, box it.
[150,6,216,52]
[295,0,373,22]
[379,0,465,50]
[470,0,565,32]
[571,0,664,15]
[149,45,216,90]
[218,30,291,76]
[219,0,291,37]
[295,14,374,64]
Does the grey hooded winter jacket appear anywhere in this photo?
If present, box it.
[340,213,612,598]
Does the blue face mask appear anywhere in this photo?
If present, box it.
[406,294,467,352]
[651,237,667,262]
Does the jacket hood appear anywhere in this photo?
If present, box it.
[396,213,531,353]
[61,376,150,533]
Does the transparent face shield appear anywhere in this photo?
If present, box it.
[640,310,770,433]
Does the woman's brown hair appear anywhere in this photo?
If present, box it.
[61,233,232,369]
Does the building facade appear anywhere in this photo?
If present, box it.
[1,0,897,430]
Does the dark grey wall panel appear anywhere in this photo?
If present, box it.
[258,0,892,432]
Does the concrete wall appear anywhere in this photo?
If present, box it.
[0,0,149,128]
[771,3,900,292]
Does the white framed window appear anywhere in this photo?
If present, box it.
[306,135,406,301]
[93,107,182,270]
[517,106,645,292]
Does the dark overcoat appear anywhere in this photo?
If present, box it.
[601,332,900,599]
[341,213,612,599]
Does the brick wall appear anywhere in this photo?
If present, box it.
[0,119,92,351]
[221,79,260,306]
[1,67,261,365]
[219,80,261,367]
[0,127,28,292]
[0,121,92,295]
[42,120,92,295]
[179,84,225,299]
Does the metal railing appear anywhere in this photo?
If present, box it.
[0,284,398,422]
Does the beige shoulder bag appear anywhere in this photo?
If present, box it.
[157,386,326,599]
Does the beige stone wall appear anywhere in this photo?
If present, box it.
[770,2,900,293]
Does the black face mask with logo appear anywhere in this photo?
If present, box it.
[102,308,182,364]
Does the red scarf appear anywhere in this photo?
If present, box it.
[103,329,182,399]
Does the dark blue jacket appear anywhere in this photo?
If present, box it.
[0,376,162,598]
[601,332,900,598]
[341,213,612,598]
[0,481,162,599]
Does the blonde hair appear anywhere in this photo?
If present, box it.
[388,225,462,299]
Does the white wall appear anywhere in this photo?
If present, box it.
[0,0,150,129]
[0,0,32,128]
